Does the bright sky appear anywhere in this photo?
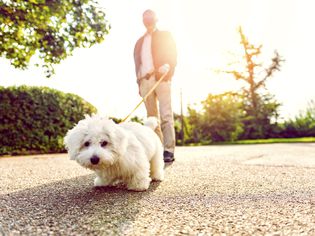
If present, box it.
[1,0,315,120]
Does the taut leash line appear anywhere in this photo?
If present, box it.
[121,71,168,123]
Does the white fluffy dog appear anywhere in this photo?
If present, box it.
[64,115,164,191]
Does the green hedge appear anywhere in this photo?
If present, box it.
[0,86,97,155]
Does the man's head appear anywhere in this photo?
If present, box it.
[143,9,157,32]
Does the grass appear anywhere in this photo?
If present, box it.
[222,137,315,145]
[183,137,315,146]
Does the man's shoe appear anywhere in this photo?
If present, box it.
[163,151,175,163]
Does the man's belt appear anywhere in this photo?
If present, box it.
[137,69,170,84]
[139,70,155,81]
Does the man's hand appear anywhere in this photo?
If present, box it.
[158,64,170,74]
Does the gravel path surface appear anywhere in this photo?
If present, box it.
[1,144,314,235]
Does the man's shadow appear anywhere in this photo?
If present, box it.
[0,174,160,235]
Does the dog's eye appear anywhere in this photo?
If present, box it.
[84,141,90,147]
[101,141,108,147]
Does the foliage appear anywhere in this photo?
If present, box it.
[110,116,143,124]
[280,100,315,138]
[0,86,96,155]
[182,27,314,143]
[241,93,281,139]
[222,27,284,139]
[187,92,245,143]
[184,95,315,144]
[174,113,191,145]
[110,117,122,124]
[130,116,144,124]
[222,137,315,145]
[185,107,203,144]
[0,0,110,77]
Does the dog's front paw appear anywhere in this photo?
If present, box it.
[127,185,149,192]
[94,176,110,187]
[151,172,164,181]
[127,177,151,191]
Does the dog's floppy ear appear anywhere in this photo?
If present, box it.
[64,129,78,160]
[98,118,128,157]
[114,125,128,156]
[64,122,86,160]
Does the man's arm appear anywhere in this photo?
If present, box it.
[134,37,144,85]
[152,31,177,80]
[167,32,177,70]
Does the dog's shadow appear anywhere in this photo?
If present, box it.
[0,174,160,234]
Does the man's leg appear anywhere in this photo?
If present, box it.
[139,79,163,142]
[155,81,175,161]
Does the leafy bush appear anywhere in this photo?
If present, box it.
[240,93,281,139]
[280,100,315,138]
[0,86,96,155]
[187,93,245,143]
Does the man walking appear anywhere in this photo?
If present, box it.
[134,9,177,162]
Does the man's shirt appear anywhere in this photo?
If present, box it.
[139,33,155,78]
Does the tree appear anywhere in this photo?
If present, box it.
[174,113,191,145]
[187,92,244,143]
[0,0,110,77]
[281,100,315,138]
[185,107,203,144]
[223,27,284,139]
[201,92,244,142]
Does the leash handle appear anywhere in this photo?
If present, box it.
[121,71,168,123]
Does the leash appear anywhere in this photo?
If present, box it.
[120,70,168,123]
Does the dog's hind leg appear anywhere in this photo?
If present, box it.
[150,151,164,181]
[127,167,151,191]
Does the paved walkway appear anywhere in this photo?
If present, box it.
[1,144,314,235]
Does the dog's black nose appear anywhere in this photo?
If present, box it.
[90,156,100,165]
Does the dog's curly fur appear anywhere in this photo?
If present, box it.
[64,115,164,191]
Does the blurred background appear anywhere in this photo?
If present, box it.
[1,0,314,154]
